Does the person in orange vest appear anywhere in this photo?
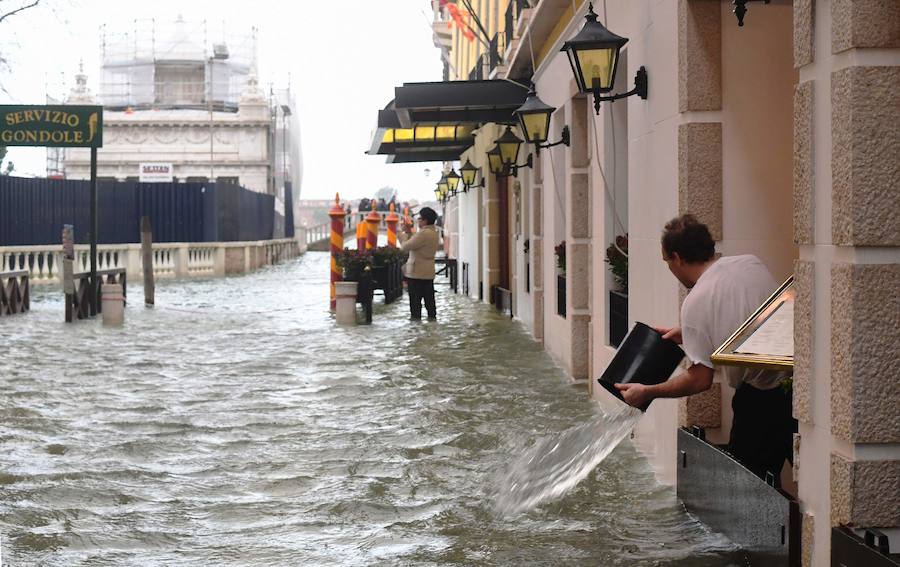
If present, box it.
[399,207,440,320]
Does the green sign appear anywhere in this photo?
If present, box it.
[0,105,103,148]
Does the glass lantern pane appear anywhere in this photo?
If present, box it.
[382,130,395,143]
[566,48,586,93]
[522,112,550,143]
[488,152,503,173]
[499,142,519,165]
[578,47,617,91]
[461,168,477,186]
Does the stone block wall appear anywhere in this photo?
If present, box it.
[792,0,900,563]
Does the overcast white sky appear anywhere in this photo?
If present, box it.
[0,0,446,202]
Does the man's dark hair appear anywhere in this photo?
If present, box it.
[661,214,715,263]
[419,207,438,225]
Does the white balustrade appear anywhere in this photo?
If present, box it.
[1,247,64,284]
[152,246,177,278]
[187,246,216,276]
[0,238,299,285]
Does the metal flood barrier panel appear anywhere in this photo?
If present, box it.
[0,176,275,245]
[677,427,800,566]
[832,526,900,567]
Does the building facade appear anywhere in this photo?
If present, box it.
[378,0,900,564]
[63,18,303,237]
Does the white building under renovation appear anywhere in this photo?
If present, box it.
[63,17,302,237]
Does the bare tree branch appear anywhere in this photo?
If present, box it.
[0,0,41,25]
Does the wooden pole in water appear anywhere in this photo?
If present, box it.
[62,224,75,323]
[141,216,155,306]
[328,193,347,311]
[385,203,399,248]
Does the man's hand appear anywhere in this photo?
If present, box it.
[614,382,652,409]
[654,325,682,344]
[401,221,413,234]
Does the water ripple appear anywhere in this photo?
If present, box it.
[0,253,741,566]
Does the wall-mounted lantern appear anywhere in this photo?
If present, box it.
[561,2,648,115]
[495,125,523,168]
[459,158,483,191]
[436,174,450,201]
[493,125,534,176]
[446,169,461,195]
[514,90,570,154]
[487,143,532,178]
[487,145,506,176]
[732,0,770,27]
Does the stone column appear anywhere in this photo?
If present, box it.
[792,2,900,564]
[173,244,189,278]
[213,246,226,277]
[483,137,502,302]
[124,244,143,281]
[565,98,592,381]
[531,154,545,342]
[676,0,724,431]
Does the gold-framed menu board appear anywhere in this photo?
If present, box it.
[711,276,794,370]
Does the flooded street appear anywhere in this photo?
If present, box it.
[1,252,741,566]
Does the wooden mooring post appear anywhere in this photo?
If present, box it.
[62,224,76,323]
[141,216,155,306]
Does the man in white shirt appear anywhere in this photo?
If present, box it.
[615,214,795,485]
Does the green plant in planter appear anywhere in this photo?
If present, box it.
[334,248,373,281]
[371,246,408,266]
[554,241,566,272]
[605,234,628,291]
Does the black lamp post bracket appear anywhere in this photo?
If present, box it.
[733,0,770,27]
[504,153,533,177]
[591,66,649,115]
[537,126,571,152]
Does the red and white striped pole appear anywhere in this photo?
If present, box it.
[385,203,399,247]
[328,193,346,311]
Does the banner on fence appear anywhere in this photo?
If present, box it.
[0,105,103,147]
[139,163,174,183]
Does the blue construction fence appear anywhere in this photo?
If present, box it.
[0,176,281,246]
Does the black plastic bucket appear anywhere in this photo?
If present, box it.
[597,322,685,412]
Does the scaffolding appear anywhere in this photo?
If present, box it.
[99,17,257,111]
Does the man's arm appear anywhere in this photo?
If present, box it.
[400,231,426,252]
[615,363,714,409]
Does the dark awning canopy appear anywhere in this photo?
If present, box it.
[368,80,529,164]
[393,79,528,127]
